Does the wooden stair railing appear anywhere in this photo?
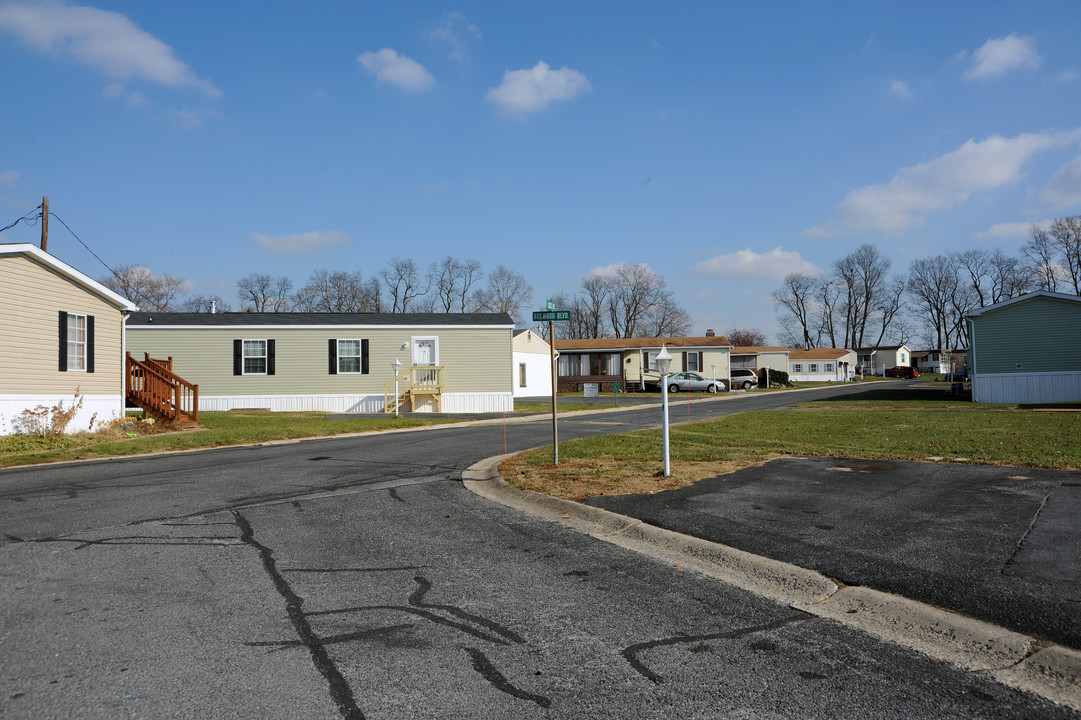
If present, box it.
[383,365,444,413]
[126,352,199,426]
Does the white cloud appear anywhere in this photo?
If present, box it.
[1038,155,1081,210]
[101,81,146,106]
[428,12,481,64]
[0,1,221,97]
[889,80,912,99]
[807,130,1081,238]
[358,48,435,93]
[689,248,821,280]
[487,61,591,115]
[975,220,1051,240]
[962,33,1041,81]
[250,230,348,255]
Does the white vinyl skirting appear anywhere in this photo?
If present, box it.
[193,392,515,414]
[0,394,125,435]
[971,371,1081,404]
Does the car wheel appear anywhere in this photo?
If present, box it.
[668,383,679,393]
[707,384,717,393]
[742,381,753,389]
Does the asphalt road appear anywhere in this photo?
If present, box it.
[1,383,1077,718]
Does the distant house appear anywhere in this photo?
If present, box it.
[126,312,515,413]
[553,334,733,392]
[789,349,856,382]
[0,243,138,434]
[967,291,1081,404]
[512,329,553,398]
[911,349,967,375]
[855,345,912,376]
[730,346,791,374]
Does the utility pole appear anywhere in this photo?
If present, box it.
[40,196,49,252]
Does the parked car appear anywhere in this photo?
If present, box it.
[666,372,721,393]
[730,368,759,389]
[945,369,968,382]
[884,366,919,378]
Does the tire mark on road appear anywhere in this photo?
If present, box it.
[464,647,551,708]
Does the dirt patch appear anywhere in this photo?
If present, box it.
[500,456,775,501]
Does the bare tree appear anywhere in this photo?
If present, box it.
[727,328,768,346]
[907,255,962,349]
[429,256,483,312]
[1024,225,1063,292]
[178,295,230,313]
[294,269,381,312]
[577,272,610,339]
[815,277,841,348]
[771,272,818,349]
[834,244,891,349]
[1047,216,1081,295]
[605,263,672,338]
[870,276,906,347]
[101,265,188,311]
[640,296,692,337]
[236,273,293,312]
[381,257,428,312]
[472,265,533,323]
[987,248,1030,303]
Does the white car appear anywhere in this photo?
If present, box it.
[730,368,758,389]
[666,372,721,393]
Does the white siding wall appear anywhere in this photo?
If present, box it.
[971,372,1081,404]
[513,351,553,397]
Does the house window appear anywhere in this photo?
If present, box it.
[793,363,802,373]
[646,351,658,371]
[337,339,362,373]
[686,352,701,372]
[558,354,581,376]
[244,340,267,374]
[66,313,87,371]
[519,363,527,387]
[901,352,907,363]
[58,312,95,373]
[825,363,834,372]
[809,363,819,373]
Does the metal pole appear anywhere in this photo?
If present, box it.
[661,371,670,476]
[550,320,558,465]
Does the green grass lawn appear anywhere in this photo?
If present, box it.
[0,410,457,469]
[504,386,1081,499]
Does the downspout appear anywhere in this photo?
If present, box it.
[121,311,130,420]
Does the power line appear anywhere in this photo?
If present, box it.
[49,212,119,279]
[0,205,41,234]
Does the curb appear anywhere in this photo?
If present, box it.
[462,455,1081,712]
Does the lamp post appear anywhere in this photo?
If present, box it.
[656,345,673,477]
[392,358,402,418]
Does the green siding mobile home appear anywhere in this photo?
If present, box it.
[967,292,1081,404]
[127,312,515,413]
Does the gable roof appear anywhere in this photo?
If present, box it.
[128,311,514,327]
[0,243,138,312]
[789,348,853,361]
[732,346,790,354]
[554,335,732,351]
[965,291,1081,318]
[855,345,909,352]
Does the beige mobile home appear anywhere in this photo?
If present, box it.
[789,348,856,382]
[0,244,138,434]
[126,312,515,413]
[553,335,732,392]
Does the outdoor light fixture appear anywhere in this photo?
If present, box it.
[656,345,673,477]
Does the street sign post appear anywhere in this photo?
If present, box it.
[535,307,570,465]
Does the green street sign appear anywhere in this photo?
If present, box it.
[546,299,556,311]
[533,310,571,322]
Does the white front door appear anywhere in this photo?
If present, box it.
[413,338,435,366]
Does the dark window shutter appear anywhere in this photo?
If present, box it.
[58,311,68,372]
[86,315,95,373]
[361,339,369,375]
[233,339,242,375]
[267,339,276,376]
[328,339,337,375]
[682,351,688,371]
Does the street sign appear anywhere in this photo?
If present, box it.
[546,299,556,311]
[533,310,570,322]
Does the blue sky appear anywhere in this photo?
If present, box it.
[2,1,1079,339]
